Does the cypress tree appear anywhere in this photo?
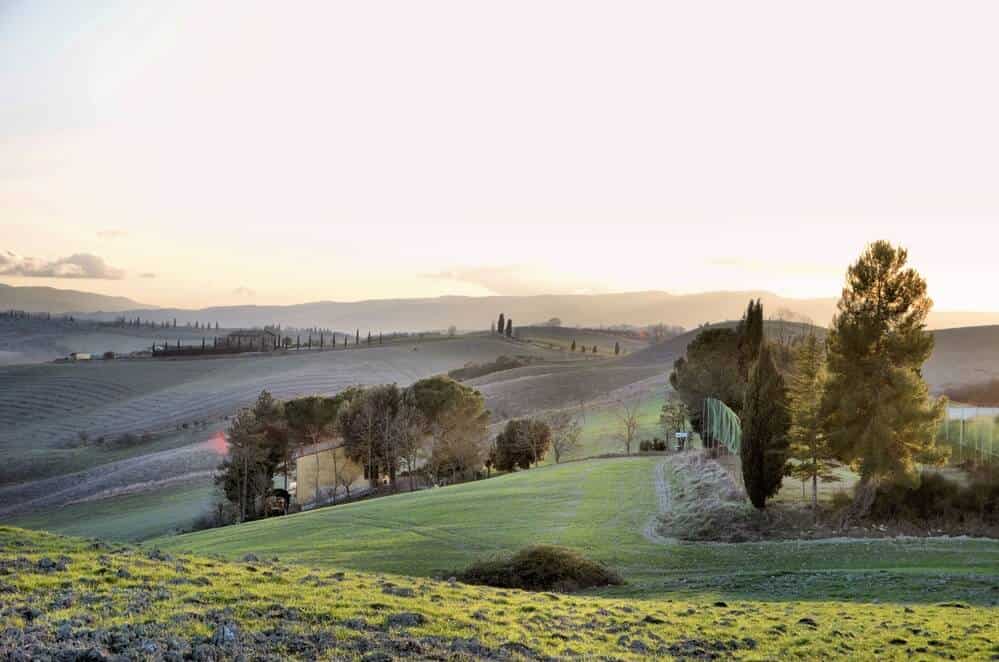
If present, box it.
[740,343,790,509]
[497,313,505,335]
[505,319,513,337]
[592,345,597,353]
[736,299,764,380]
[614,341,620,356]
[356,329,360,345]
[571,339,576,352]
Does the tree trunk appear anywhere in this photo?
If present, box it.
[330,446,339,505]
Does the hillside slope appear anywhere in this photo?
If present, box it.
[6,524,995,660]
[153,457,999,605]
[0,283,150,313]
[0,336,558,487]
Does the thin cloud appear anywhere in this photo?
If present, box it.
[0,251,125,279]
[139,272,157,278]
[97,229,128,240]
[422,266,606,296]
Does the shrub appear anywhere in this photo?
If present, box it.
[870,471,999,523]
[457,545,623,592]
[639,440,652,452]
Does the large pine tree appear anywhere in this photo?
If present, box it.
[787,332,837,506]
[822,241,946,489]
[740,342,790,509]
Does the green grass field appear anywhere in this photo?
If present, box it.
[564,399,672,460]
[152,458,999,607]
[7,525,996,660]
[9,482,215,542]
[6,457,999,659]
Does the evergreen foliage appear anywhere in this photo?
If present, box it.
[822,241,946,488]
[740,343,790,509]
[787,333,837,505]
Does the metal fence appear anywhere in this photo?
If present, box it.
[939,407,999,463]
[702,397,742,454]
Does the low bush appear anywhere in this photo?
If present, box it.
[457,545,623,592]
[871,470,999,524]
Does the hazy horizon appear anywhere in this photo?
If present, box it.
[4,1,999,310]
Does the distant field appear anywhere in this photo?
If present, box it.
[515,326,647,356]
[0,335,557,484]
[560,398,666,461]
[8,481,214,541]
[0,318,207,365]
[152,457,999,606]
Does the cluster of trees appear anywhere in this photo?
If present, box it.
[568,339,603,354]
[671,241,946,510]
[489,411,582,469]
[494,313,513,337]
[215,376,492,520]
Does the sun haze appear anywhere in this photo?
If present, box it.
[3,1,999,309]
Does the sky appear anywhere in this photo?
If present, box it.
[2,1,999,310]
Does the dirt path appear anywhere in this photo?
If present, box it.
[643,458,675,545]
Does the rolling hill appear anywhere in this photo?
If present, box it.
[7,515,996,660]
[0,283,150,313]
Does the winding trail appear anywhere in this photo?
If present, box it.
[643,458,675,545]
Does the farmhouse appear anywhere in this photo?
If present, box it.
[225,328,279,351]
[68,352,92,361]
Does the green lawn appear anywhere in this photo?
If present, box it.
[565,399,670,460]
[11,481,215,542]
[152,457,999,606]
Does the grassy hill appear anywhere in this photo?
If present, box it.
[6,525,996,660]
[151,458,999,606]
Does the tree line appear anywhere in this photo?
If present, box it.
[670,241,946,510]
[216,379,585,522]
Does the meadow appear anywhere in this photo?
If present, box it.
[6,525,996,660]
[152,458,999,607]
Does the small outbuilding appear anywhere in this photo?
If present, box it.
[69,352,92,361]
[226,329,279,352]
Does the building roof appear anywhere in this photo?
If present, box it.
[227,328,279,338]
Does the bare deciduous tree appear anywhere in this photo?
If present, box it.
[334,456,363,500]
[547,410,582,464]
[615,400,642,455]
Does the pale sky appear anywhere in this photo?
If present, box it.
[2,1,998,309]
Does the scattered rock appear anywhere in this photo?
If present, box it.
[386,612,426,628]
[797,617,819,628]
[241,553,259,563]
[211,622,240,647]
[382,586,416,598]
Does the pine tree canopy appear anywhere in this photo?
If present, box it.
[822,241,946,486]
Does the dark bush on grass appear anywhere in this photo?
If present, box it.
[871,471,999,523]
[457,545,623,592]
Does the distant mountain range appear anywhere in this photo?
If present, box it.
[0,284,151,314]
[3,283,998,331]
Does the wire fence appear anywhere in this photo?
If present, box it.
[698,400,998,466]
[939,406,999,464]
[702,397,741,454]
